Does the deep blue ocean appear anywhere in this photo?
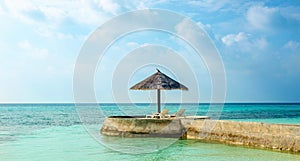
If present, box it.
[0,103,299,160]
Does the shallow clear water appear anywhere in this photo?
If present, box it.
[0,103,299,160]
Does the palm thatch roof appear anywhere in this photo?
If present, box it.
[130,69,188,90]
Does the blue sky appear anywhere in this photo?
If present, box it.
[0,0,300,103]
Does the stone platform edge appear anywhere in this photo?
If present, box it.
[100,117,300,153]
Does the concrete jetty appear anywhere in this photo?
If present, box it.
[101,117,300,153]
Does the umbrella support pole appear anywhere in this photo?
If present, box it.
[157,89,161,113]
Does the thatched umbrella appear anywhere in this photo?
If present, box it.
[130,69,188,113]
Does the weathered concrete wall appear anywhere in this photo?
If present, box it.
[100,117,300,153]
[181,119,300,153]
[101,118,184,137]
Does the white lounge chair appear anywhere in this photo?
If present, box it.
[146,109,169,119]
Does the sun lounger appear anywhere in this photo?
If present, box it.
[146,109,169,119]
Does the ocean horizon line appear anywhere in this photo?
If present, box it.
[1,102,300,105]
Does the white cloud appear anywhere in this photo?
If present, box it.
[284,41,300,50]
[1,0,169,37]
[281,6,300,21]
[36,27,82,40]
[72,1,109,26]
[246,5,278,30]
[175,18,206,43]
[140,43,151,47]
[96,0,120,15]
[126,42,138,46]
[222,32,248,46]
[3,0,109,24]
[121,0,166,10]
[4,0,40,23]
[188,0,230,12]
[126,42,139,47]
[222,32,269,53]
[136,1,147,9]
[2,0,112,39]
[39,5,65,22]
[18,40,48,59]
[18,40,31,49]
[196,22,212,31]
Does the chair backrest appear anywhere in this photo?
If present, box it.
[175,109,185,117]
[161,109,169,117]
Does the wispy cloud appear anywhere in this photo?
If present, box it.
[119,0,167,10]
[18,40,48,59]
[188,0,231,12]
[96,0,120,15]
[281,6,300,21]
[2,0,113,39]
[222,32,249,46]
[283,40,300,50]
[1,1,300,102]
[4,0,41,23]
[246,5,279,31]
[221,32,268,54]
[246,4,300,33]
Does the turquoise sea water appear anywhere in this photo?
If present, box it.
[0,103,299,160]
